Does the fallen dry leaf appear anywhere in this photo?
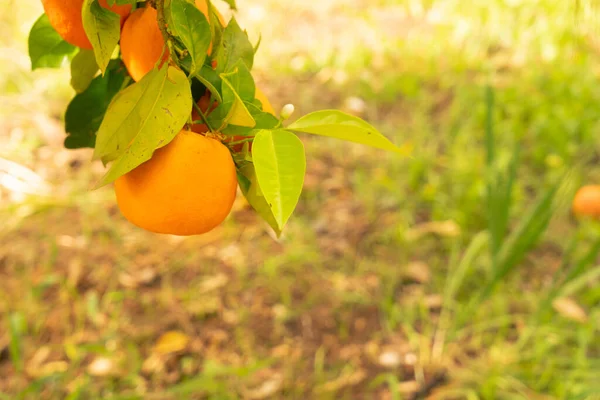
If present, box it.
[153,331,190,356]
[243,373,284,399]
[199,273,229,294]
[315,369,367,393]
[118,267,158,289]
[29,361,69,378]
[552,297,588,323]
[87,357,118,377]
[378,350,402,368]
[406,220,461,241]
[403,261,431,284]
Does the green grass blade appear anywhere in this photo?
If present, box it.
[561,237,600,287]
[480,181,560,301]
[444,231,490,304]
[484,84,519,259]
[487,145,520,260]
[485,85,495,167]
[559,264,600,297]
[8,311,26,372]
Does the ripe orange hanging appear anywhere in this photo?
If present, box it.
[114,130,238,236]
[120,0,225,82]
[42,0,131,49]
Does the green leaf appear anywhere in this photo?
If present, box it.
[220,72,255,127]
[238,163,281,236]
[207,3,225,53]
[107,0,136,5]
[206,67,256,130]
[65,60,129,149]
[197,64,222,102]
[222,102,279,136]
[170,0,211,76]
[28,14,77,70]
[82,0,121,73]
[288,110,409,155]
[252,129,306,230]
[215,17,254,73]
[93,65,192,188]
[70,49,100,93]
[225,60,255,101]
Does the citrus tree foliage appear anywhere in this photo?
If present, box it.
[28,0,407,235]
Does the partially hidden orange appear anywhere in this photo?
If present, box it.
[120,5,167,82]
[114,130,237,236]
[572,185,600,219]
[120,1,225,82]
[255,87,275,115]
[42,0,131,49]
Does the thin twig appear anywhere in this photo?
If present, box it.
[192,101,215,132]
[155,0,175,64]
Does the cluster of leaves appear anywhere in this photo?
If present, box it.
[28,0,406,235]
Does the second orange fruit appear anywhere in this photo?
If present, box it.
[42,0,131,49]
[121,1,225,82]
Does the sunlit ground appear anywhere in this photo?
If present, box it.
[1,0,600,399]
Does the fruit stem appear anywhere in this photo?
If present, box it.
[193,101,215,132]
[155,0,177,65]
[226,138,253,146]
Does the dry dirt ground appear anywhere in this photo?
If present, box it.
[1,0,598,399]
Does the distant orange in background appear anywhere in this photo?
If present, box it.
[120,0,225,82]
[114,130,237,236]
[42,0,131,49]
[572,185,600,219]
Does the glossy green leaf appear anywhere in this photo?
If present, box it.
[82,0,120,73]
[197,64,222,102]
[65,60,129,149]
[252,129,306,230]
[220,71,255,128]
[238,163,282,236]
[216,17,254,73]
[28,14,77,70]
[227,61,255,101]
[222,102,279,136]
[288,110,409,155]
[93,65,192,188]
[170,0,211,77]
[70,49,99,93]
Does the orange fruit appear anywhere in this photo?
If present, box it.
[120,1,225,82]
[572,185,600,219]
[120,6,168,82]
[114,130,237,236]
[190,88,276,152]
[42,0,131,49]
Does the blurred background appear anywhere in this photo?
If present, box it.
[1,0,600,398]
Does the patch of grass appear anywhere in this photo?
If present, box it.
[1,0,600,399]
